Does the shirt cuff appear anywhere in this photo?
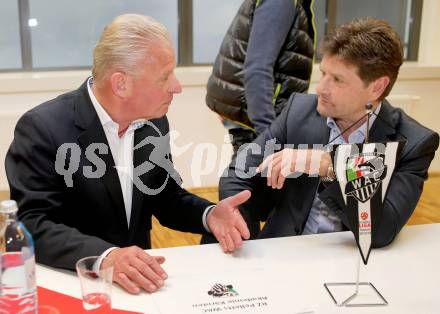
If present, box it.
[93,247,118,273]
[202,205,216,233]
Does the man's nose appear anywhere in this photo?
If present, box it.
[316,76,329,96]
[169,74,182,94]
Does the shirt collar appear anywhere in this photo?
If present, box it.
[87,77,147,131]
[326,103,382,143]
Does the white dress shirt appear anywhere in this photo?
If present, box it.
[88,77,141,227]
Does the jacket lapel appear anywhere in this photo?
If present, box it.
[74,80,127,228]
[369,100,400,143]
[128,125,150,233]
[285,102,330,231]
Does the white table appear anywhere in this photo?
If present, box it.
[37,223,440,314]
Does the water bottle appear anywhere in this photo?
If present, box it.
[0,200,37,313]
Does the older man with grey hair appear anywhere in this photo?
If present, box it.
[6,14,251,294]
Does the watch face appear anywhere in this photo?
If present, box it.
[321,176,334,183]
[328,164,336,180]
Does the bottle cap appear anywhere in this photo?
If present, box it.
[0,200,18,213]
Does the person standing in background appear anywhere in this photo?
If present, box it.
[204,0,315,242]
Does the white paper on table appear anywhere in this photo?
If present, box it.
[151,267,314,314]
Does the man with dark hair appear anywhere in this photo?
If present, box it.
[219,17,439,246]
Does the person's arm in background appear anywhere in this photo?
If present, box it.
[244,0,297,135]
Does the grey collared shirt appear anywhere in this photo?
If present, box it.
[302,104,381,235]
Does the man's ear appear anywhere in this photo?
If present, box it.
[368,76,390,102]
[109,72,132,98]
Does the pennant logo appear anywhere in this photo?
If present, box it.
[344,153,387,203]
[207,283,239,298]
[360,211,368,221]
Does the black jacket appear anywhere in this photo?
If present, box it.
[6,80,212,270]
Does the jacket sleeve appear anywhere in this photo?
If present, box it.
[5,111,114,270]
[244,0,297,135]
[319,132,440,247]
[144,118,214,234]
[220,98,292,222]
[152,177,213,235]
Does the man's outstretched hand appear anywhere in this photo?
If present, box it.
[207,190,252,253]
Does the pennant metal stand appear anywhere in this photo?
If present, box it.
[324,255,388,307]
[323,104,403,307]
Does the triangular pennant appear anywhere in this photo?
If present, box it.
[331,141,406,264]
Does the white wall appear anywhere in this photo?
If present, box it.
[1,1,440,190]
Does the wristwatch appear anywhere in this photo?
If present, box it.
[321,162,336,183]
